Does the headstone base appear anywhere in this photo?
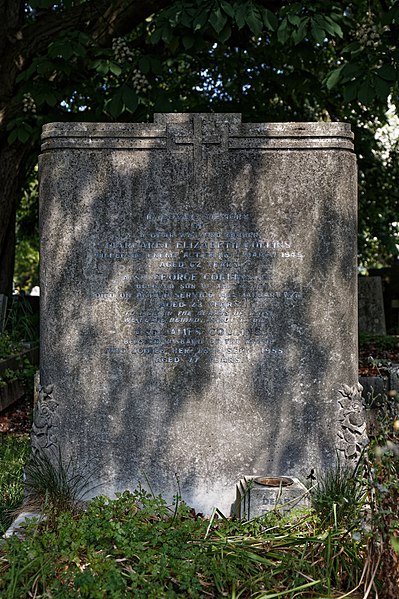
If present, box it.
[235,476,309,519]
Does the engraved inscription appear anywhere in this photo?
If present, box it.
[91,211,305,365]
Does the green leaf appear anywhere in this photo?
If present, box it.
[149,57,163,75]
[234,2,248,30]
[109,62,122,77]
[382,2,399,25]
[121,86,138,112]
[193,8,210,31]
[293,17,309,44]
[71,42,86,58]
[310,20,326,44]
[375,76,391,101]
[287,14,301,26]
[342,41,361,54]
[262,8,278,31]
[378,64,397,81]
[48,40,74,60]
[277,17,289,44]
[107,91,124,118]
[45,93,57,107]
[220,1,234,18]
[139,56,151,74]
[246,5,263,36]
[358,79,375,104]
[343,80,359,102]
[17,128,31,143]
[182,35,194,49]
[341,62,363,81]
[209,7,227,34]
[91,59,109,74]
[323,15,343,38]
[219,22,232,43]
[180,10,193,28]
[7,129,19,144]
[325,65,344,90]
[36,60,55,75]
[150,28,163,44]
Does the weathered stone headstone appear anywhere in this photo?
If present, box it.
[358,276,386,335]
[37,114,364,514]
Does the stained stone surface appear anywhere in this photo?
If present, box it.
[37,114,363,514]
[235,476,309,519]
[358,276,386,335]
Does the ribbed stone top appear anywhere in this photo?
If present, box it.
[41,114,354,152]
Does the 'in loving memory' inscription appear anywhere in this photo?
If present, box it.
[92,211,304,366]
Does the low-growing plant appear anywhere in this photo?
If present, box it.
[4,297,39,344]
[22,450,98,521]
[309,458,366,529]
[363,393,399,599]
[0,487,369,599]
[0,333,23,361]
[0,435,30,534]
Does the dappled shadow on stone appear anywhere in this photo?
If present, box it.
[36,116,360,514]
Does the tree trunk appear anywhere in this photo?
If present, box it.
[0,138,34,296]
[0,0,173,296]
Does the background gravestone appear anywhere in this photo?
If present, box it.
[358,276,386,335]
[37,114,364,514]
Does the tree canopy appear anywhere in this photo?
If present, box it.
[1,0,399,293]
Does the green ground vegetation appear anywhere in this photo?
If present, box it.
[0,410,398,598]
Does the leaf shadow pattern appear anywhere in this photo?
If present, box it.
[36,115,360,514]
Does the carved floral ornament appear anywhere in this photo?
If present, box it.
[31,383,60,457]
[337,383,368,461]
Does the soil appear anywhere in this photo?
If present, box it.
[0,393,33,434]
[1,339,399,435]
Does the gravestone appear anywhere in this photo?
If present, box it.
[37,114,364,515]
[358,276,386,335]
